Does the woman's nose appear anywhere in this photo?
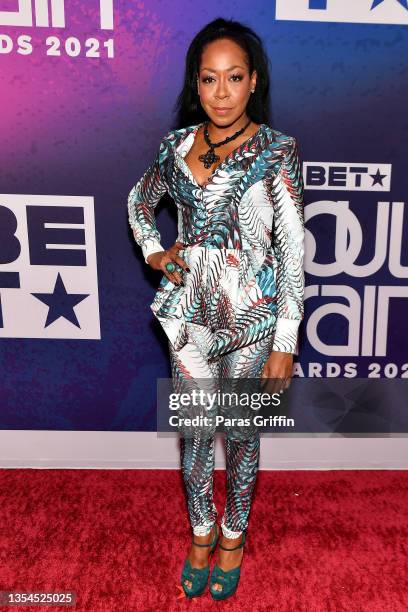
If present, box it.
[215,79,229,98]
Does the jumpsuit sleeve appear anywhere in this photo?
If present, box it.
[127,133,170,264]
[268,136,305,354]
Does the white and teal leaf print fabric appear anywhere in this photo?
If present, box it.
[127,122,305,358]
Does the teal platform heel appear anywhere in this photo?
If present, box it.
[209,530,246,600]
[181,523,219,599]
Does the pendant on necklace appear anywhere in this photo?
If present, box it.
[198,147,220,169]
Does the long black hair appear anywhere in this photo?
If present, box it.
[172,18,272,130]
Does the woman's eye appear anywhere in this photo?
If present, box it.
[202,74,243,83]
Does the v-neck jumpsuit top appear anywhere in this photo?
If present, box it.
[127,122,305,361]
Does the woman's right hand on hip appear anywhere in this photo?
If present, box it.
[146,241,190,285]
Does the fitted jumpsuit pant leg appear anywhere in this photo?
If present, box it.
[168,328,275,539]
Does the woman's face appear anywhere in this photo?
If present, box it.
[197,38,257,127]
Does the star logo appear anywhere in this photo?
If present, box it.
[371,0,407,10]
[369,168,387,186]
[32,273,89,328]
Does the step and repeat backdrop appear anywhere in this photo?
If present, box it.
[0,0,407,432]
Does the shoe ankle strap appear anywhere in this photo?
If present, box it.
[219,531,246,551]
[193,539,213,547]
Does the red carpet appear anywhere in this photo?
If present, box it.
[0,468,407,611]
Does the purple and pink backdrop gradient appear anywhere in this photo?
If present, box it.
[0,1,407,429]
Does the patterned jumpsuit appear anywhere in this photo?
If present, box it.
[127,121,305,538]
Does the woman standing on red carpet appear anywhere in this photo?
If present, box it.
[127,18,305,601]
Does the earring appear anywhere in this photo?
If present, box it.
[251,89,255,94]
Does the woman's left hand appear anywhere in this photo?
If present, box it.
[261,351,294,395]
